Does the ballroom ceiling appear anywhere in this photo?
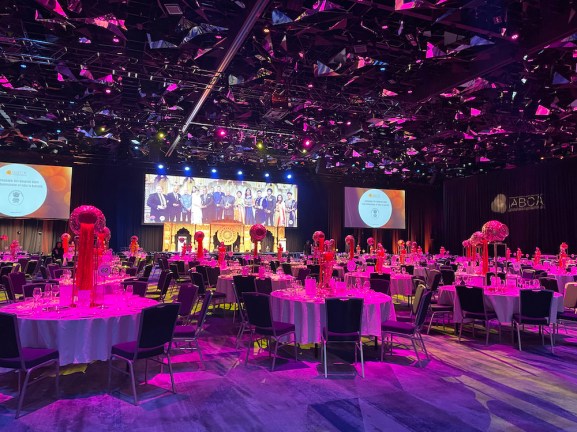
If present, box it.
[0,0,577,182]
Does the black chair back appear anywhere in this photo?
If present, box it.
[196,291,213,333]
[122,281,148,297]
[402,265,415,275]
[325,298,363,341]
[176,283,199,317]
[157,270,173,298]
[440,269,455,285]
[307,264,320,275]
[427,270,442,292]
[141,264,153,279]
[255,277,273,295]
[233,275,257,297]
[0,266,13,277]
[0,312,22,367]
[539,277,558,292]
[53,269,64,279]
[136,303,180,356]
[369,279,390,295]
[414,290,434,328]
[206,266,220,287]
[127,256,137,266]
[175,261,185,275]
[521,269,536,280]
[46,264,59,279]
[281,263,292,275]
[8,272,27,295]
[370,273,390,281]
[39,266,49,280]
[243,292,273,329]
[413,283,426,315]
[456,285,485,315]
[189,271,207,295]
[195,265,210,286]
[22,282,49,298]
[520,289,553,319]
[296,268,310,283]
[270,261,278,273]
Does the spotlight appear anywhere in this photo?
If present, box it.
[256,139,264,150]
[133,146,139,150]
[56,129,61,133]
[184,166,191,172]
[303,139,312,148]
[217,128,227,137]
[286,173,292,180]
[237,170,243,175]
[157,163,164,169]
[20,64,26,69]
[112,36,120,43]
[157,132,165,139]
[263,27,270,34]
[510,33,519,40]
[100,126,106,132]
[105,88,112,94]
[264,173,270,178]
[211,168,217,174]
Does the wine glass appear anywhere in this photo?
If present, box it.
[51,284,60,303]
[125,285,133,296]
[33,287,42,310]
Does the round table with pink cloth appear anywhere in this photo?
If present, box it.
[216,274,294,303]
[270,289,396,344]
[0,295,157,365]
[437,285,564,324]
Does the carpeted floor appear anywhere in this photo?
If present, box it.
[2,307,577,432]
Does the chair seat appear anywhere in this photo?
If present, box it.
[255,321,295,336]
[381,320,416,335]
[512,313,549,325]
[111,341,165,359]
[0,347,59,369]
[323,328,361,342]
[463,311,498,320]
[558,311,577,322]
[211,291,227,299]
[430,304,453,312]
[174,325,196,338]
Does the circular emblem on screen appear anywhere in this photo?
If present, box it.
[0,164,47,217]
[358,189,392,228]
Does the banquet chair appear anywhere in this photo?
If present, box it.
[206,266,221,288]
[24,260,38,278]
[108,303,180,405]
[381,290,433,367]
[169,264,187,284]
[46,264,60,279]
[243,293,297,371]
[401,265,415,275]
[521,269,536,280]
[407,277,426,307]
[456,285,501,344]
[173,283,199,324]
[270,261,278,274]
[440,269,455,286]
[125,264,153,283]
[17,258,29,272]
[173,291,212,367]
[195,265,210,286]
[534,270,548,279]
[281,263,292,275]
[136,260,146,275]
[397,283,426,322]
[322,297,365,378]
[369,278,390,295]
[127,256,136,267]
[121,281,148,298]
[296,268,310,284]
[0,312,60,418]
[539,277,559,293]
[370,273,391,281]
[8,272,27,299]
[0,265,13,278]
[52,269,64,279]
[39,266,50,280]
[152,269,173,302]
[233,275,257,296]
[255,277,273,295]
[233,279,251,348]
[426,270,442,293]
[125,267,138,277]
[512,289,554,352]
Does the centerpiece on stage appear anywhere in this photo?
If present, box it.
[560,242,569,269]
[194,231,205,260]
[69,205,106,307]
[481,220,509,274]
[249,224,267,259]
[218,243,226,267]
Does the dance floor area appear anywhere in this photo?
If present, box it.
[2,309,577,432]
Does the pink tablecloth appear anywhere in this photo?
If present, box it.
[438,285,563,324]
[270,289,396,344]
[0,296,158,365]
[344,272,412,296]
[216,274,293,303]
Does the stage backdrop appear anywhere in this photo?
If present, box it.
[443,158,577,254]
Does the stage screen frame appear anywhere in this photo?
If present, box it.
[344,187,406,229]
[143,174,299,228]
[0,162,72,220]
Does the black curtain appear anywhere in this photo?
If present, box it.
[442,158,577,254]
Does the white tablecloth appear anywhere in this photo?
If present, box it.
[0,296,158,365]
[216,274,293,303]
[270,289,396,344]
[437,285,563,324]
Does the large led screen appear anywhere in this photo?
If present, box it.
[144,174,298,227]
[0,163,72,219]
[344,187,405,229]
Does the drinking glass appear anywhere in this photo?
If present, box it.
[33,287,42,310]
[125,285,133,296]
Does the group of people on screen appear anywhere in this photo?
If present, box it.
[146,176,297,227]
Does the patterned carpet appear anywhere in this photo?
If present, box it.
[2,308,577,432]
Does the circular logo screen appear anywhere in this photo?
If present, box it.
[0,164,47,217]
[358,189,392,228]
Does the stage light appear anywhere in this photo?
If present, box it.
[256,139,264,150]
[157,131,165,139]
[112,36,120,43]
[217,128,227,137]
[56,129,61,133]
[511,33,519,40]
[130,139,140,145]
[211,168,217,174]
[133,146,139,150]
[264,172,270,178]
[237,170,243,175]
[105,88,112,94]
[303,139,312,148]
[157,164,164,169]
[286,173,292,180]
[100,126,106,132]
[20,64,26,69]
[184,166,191,172]
[346,121,351,126]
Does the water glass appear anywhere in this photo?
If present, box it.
[125,285,133,297]
[33,287,42,310]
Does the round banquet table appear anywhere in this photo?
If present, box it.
[216,274,294,303]
[437,285,564,324]
[548,273,575,295]
[270,289,396,344]
[0,295,158,365]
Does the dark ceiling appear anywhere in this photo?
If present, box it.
[1,0,577,182]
